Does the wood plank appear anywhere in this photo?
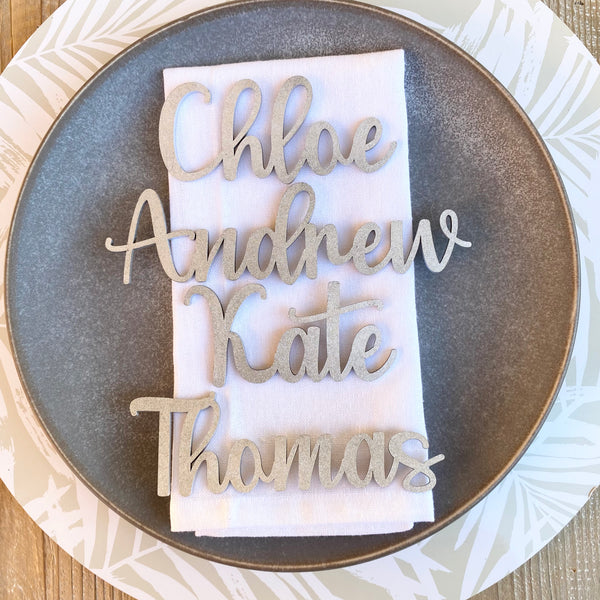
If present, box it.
[0,0,12,71]
[96,575,114,600]
[43,534,59,599]
[0,481,45,600]
[58,544,74,600]
[10,0,41,56]
[82,565,99,600]
[42,0,65,20]
[71,560,84,600]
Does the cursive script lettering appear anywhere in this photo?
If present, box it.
[184,281,396,386]
[105,184,471,285]
[130,394,445,496]
[159,76,397,183]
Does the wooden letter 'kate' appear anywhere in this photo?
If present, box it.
[184,281,397,386]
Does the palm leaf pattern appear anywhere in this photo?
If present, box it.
[0,0,598,598]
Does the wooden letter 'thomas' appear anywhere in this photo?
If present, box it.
[130,395,445,496]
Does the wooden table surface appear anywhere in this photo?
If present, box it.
[0,1,598,598]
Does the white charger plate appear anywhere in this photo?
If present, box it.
[0,0,598,598]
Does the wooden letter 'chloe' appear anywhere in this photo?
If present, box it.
[158,76,397,183]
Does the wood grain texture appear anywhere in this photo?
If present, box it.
[0,0,11,71]
[0,1,598,599]
[9,0,40,55]
[41,0,63,20]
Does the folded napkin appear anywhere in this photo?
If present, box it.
[165,49,434,536]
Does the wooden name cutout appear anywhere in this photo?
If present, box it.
[185,281,395,386]
[105,183,471,285]
[159,75,396,183]
[130,395,445,496]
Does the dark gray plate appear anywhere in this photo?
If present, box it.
[6,0,578,571]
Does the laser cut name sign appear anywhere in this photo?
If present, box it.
[130,395,446,497]
[107,75,468,496]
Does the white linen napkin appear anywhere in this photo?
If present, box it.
[165,49,434,536]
